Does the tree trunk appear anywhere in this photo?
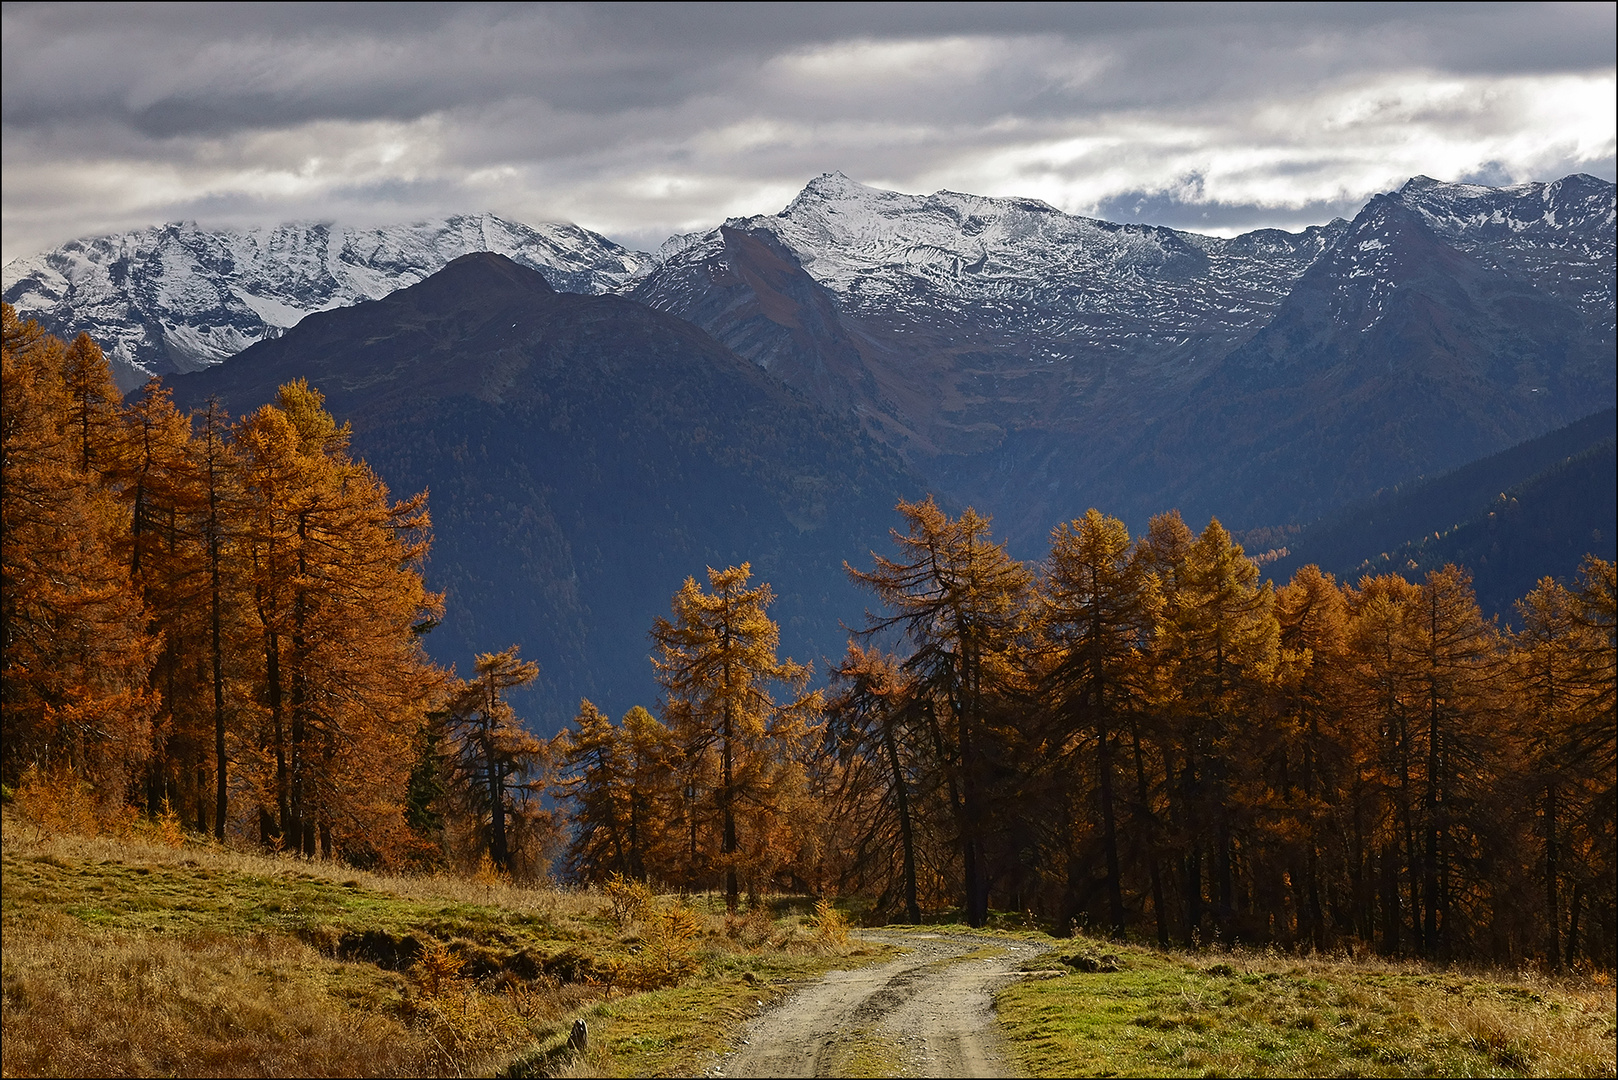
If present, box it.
[1098,717,1125,937]
[1545,782,1561,970]
[488,760,509,869]
[958,679,985,928]
[1381,844,1401,955]
[1131,723,1170,946]
[1566,881,1582,967]
[290,511,308,855]
[1424,706,1441,957]
[722,712,738,914]
[207,417,229,840]
[882,720,921,924]
[267,630,287,842]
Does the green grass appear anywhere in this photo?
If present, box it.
[13,820,1608,1078]
[3,845,585,969]
[997,937,1617,1078]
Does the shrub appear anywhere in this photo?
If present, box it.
[810,898,850,949]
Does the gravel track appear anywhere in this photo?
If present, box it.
[711,931,1049,1078]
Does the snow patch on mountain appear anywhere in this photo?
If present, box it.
[1395,173,1616,321]
[644,171,1350,358]
[2,213,651,388]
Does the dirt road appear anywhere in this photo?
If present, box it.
[711,931,1049,1078]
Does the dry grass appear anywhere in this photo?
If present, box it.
[3,918,434,1077]
[0,813,889,1078]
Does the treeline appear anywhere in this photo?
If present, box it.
[6,306,1613,968]
[1,305,553,872]
[553,500,1614,969]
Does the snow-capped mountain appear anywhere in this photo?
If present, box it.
[6,170,1611,539]
[631,171,1615,540]
[2,213,650,388]
[637,171,1348,363]
[1395,172,1616,321]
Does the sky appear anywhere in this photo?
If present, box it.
[2,1,1614,262]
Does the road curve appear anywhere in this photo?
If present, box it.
[710,930,1048,1078]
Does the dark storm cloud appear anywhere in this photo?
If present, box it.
[3,2,1613,260]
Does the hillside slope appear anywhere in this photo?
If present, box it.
[1269,408,1616,615]
[170,253,926,726]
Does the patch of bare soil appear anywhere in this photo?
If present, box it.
[711,931,1049,1078]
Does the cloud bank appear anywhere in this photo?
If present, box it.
[3,2,1613,260]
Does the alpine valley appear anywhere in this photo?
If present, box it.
[6,172,1613,720]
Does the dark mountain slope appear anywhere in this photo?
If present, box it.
[1134,194,1614,530]
[1384,438,1615,620]
[1267,407,1616,616]
[630,226,883,425]
[634,174,1613,547]
[170,253,927,727]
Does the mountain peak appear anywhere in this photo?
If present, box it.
[403,251,557,306]
[784,171,898,215]
[798,170,867,195]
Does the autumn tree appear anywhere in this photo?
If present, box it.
[1038,509,1159,936]
[553,700,685,883]
[555,699,631,879]
[1270,564,1354,950]
[1513,557,1616,967]
[234,380,441,857]
[653,564,821,912]
[1144,514,1279,943]
[848,497,1032,927]
[616,705,680,881]
[1,305,158,805]
[1399,566,1501,957]
[824,644,923,922]
[445,647,549,872]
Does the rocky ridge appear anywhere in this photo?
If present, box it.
[2,213,649,388]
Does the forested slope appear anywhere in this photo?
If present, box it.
[170,253,926,724]
[1269,407,1617,614]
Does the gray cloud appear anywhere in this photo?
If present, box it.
[3,2,1613,260]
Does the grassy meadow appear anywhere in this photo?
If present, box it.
[3,807,1613,1078]
[0,810,881,1078]
[999,937,1617,1079]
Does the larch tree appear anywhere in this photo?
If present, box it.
[1400,566,1501,958]
[1147,516,1279,943]
[1272,564,1354,950]
[616,705,679,881]
[555,698,631,879]
[652,563,821,912]
[1040,509,1159,937]
[1347,572,1426,955]
[847,497,1032,927]
[235,380,441,857]
[445,646,547,872]
[110,379,210,821]
[0,305,158,804]
[824,643,923,923]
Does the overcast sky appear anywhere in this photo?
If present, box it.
[3,1,1614,262]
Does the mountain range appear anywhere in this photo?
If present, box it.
[5,172,1614,720]
[1,213,647,384]
[630,172,1614,541]
[10,170,1608,542]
